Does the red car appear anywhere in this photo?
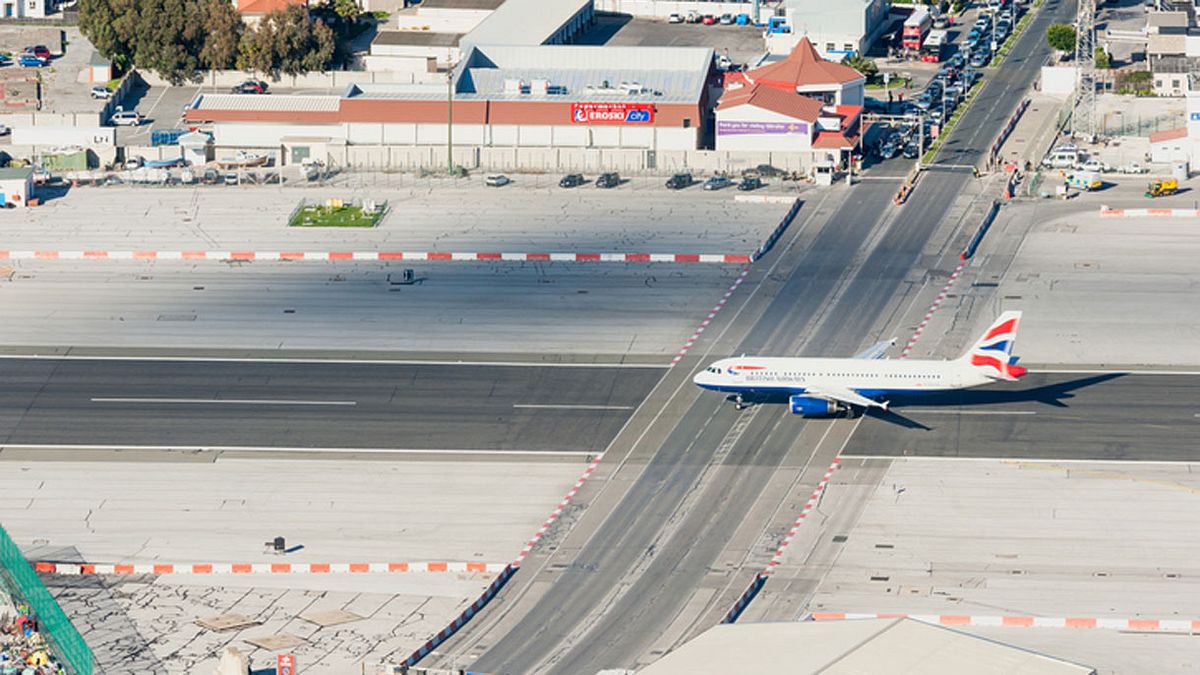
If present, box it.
[24,45,50,60]
[701,14,716,25]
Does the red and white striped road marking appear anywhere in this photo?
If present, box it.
[899,262,966,359]
[0,250,751,264]
[514,453,604,566]
[763,459,841,574]
[1099,208,1200,219]
[34,561,506,575]
[672,268,751,365]
[811,612,1200,632]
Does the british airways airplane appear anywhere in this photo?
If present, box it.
[692,312,1026,416]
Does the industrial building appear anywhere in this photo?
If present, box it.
[0,166,33,208]
[185,44,714,161]
[638,618,1098,675]
[765,0,892,59]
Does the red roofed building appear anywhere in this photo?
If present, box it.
[724,38,865,107]
[715,38,865,166]
[235,0,308,26]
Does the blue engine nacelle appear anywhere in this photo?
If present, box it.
[789,395,839,417]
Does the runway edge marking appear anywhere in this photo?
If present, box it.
[809,612,1200,633]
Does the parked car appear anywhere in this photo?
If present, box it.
[933,14,950,28]
[109,110,143,126]
[1119,162,1149,174]
[485,174,511,187]
[223,171,239,186]
[701,14,716,25]
[559,173,585,188]
[0,124,8,136]
[718,13,734,24]
[737,176,763,191]
[703,175,733,191]
[667,12,683,23]
[596,171,620,188]
[123,156,144,170]
[878,142,899,160]
[685,11,700,23]
[24,45,50,60]
[969,52,990,68]
[18,55,45,67]
[914,94,933,110]
[1078,159,1110,173]
[90,85,113,100]
[716,55,733,71]
[231,80,268,94]
[665,172,693,189]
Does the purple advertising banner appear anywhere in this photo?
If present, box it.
[717,120,810,136]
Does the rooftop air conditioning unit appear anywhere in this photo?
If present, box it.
[503,78,524,94]
[531,79,549,95]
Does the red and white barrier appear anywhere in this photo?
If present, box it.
[1099,208,1200,219]
[34,560,506,575]
[811,612,1200,632]
[673,268,750,365]
[0,250,752,264]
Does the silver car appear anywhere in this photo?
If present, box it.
[703,175,733,191]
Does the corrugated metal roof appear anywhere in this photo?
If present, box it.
[453,45,713,103]
[372,31,464,47]
[639,619,1097,675]
[190,93,341,112]
[461,0,592,47]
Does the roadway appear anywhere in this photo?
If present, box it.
[845,371,1200,462]
[0,358,661,457]
[446,0,1080,672]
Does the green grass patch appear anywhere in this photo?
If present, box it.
[289,202,387,228]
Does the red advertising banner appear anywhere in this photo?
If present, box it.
[277,654,295,675]
[570,102,655,125]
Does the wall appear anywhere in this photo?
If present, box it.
[716,104,814,152]
[391,8,491,32]
[11,125,114,146]
[1040,65,1077,97]
[136,69,444,90]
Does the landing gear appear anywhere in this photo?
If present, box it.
[734,394,746,410]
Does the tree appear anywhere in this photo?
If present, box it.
[1046,24,1076,53]
[238,6,334,76]
[79,0,139,70]
[132,0,204,83]
[332,0,360,21]
[844,54,878,79]
[200,0,245,71]
[1095,47,1111,69]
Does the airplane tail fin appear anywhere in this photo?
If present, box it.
[960,311,1026,381]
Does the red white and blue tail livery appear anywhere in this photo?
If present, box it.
[693,312,1026,416]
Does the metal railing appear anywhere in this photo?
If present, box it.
[0,524,93,675]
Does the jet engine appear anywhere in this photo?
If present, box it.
[789,395,840,417]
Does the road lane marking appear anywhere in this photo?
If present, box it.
[908,409,1036,416]
[90,397,357,406]
[0,444,596,457]
[513,404,635,411]
[0,354,668,369]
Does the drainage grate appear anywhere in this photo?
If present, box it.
[832,535,848,543]
[875,543,894,549]
[870,575,890,582]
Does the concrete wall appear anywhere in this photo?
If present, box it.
[136,69,444,90]
[716,104,814,152]
[1041,65,1077,96]
[11,125,114,146]
[392,8,491,32]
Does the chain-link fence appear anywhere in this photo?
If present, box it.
[0,524,93,675]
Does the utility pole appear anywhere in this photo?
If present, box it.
[1073,0,1097,141]
[447,69,454,174]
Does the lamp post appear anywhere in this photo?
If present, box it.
[447,69,454,175]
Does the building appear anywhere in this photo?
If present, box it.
[459,0,594,50]
[765,0,891,59]
[638,618,1098,675]
[0,167,33,208]
[1,0,52,19]
[1149,126,1190,163]
[184,44,714,159]
[729,37,866,106]
[234,0,307,26]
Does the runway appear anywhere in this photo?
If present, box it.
[0,358,662,455]
[842,371,1200,462]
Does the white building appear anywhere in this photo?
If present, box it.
[766,0,891,59]
[1,0,52,19]
[0,167,33,208]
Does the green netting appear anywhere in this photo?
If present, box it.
[0,524,93,675]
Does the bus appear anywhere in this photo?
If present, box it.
[921,30,947,63]
[902,6,931,51]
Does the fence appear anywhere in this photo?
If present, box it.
[0,524,92,675]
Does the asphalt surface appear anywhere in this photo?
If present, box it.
[0,359,661,455]
[454,0,1080,672]
[843,371,1200,462]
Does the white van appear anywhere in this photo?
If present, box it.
[110,110,143,126]
[1042,144,1079,169]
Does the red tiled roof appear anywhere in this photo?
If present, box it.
[812,131,856,149]
[746,38,864,91]
[237,0,306,14]
[1149,127,1187,143]
[716,83,825,122]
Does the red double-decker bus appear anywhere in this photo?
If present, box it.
[902,6,932,51]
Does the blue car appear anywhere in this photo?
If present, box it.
[18,54,45,67]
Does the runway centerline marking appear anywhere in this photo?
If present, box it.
[513,404,635,411]
[0,354,669,369]
[90,397,357,406]
[908,409,1036,416]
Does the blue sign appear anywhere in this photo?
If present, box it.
[626,109,651,123]
[1191,112,1200,122]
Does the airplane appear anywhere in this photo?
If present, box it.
[692,311,1026,416]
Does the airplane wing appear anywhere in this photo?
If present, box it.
[806,384,888,410]
[853,338,897,360]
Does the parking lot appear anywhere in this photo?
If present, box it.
[580,13,767,67]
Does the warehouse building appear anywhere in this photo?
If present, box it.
[765,0,891,59]
[185,44,714,160]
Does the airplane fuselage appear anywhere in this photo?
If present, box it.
[692,356,995,398]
